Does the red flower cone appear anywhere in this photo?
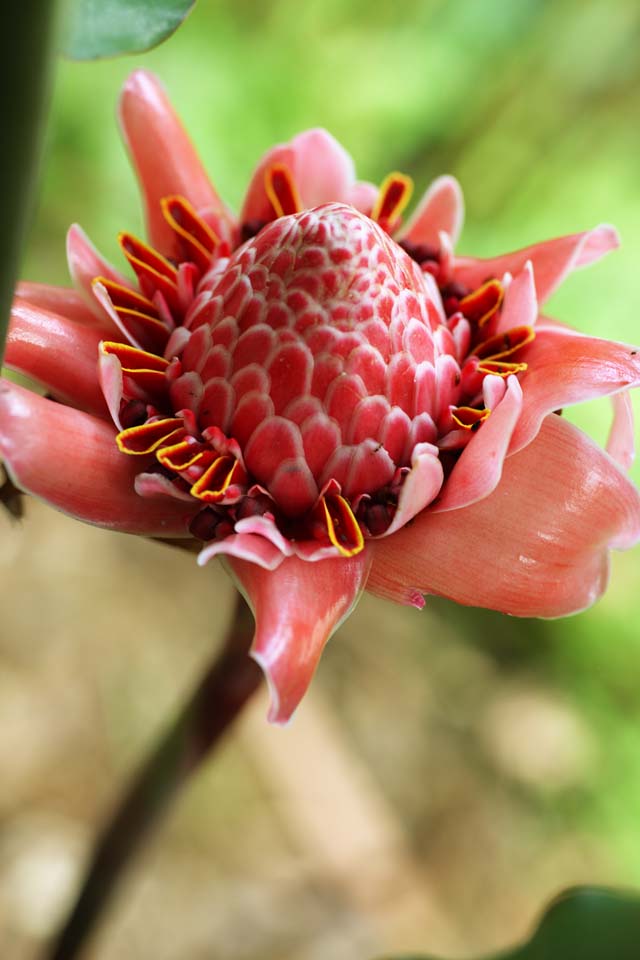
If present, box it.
[2,70,640,722]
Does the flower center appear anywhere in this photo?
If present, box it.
[96,167,534,559]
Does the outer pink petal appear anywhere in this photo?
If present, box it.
[66,224,133,322]
[509,327,640,455]
[0,380,199,536]
[368,414,640,617]
[5,301,110,417]
[497,261,537,332]
[240,129,355,224]
[433,375,523,512]
[453,225,619,305]
[291,129,355,207]
[15,282,100,326]
[607,391,635,472]
[399,175,464,247]
[346,180,379,215]
[227,549,372,724]
[118,70,222,258]
[385,443,443,535]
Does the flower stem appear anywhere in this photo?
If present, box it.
[46,593,260,960]
[0,0,58,362]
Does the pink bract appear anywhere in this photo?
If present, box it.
[2,70,640,723]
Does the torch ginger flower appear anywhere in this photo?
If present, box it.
[2,70,640,722]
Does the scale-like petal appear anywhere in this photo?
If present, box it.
[0,380,199,536]
[227,549,372,723]
[118,70,222,258]
[368,414,640,616]
[454,225,619,305]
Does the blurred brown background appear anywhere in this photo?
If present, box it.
[2,0,640,957]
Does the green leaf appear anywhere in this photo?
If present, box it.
[381,887,640,960]
[63,0,196,60]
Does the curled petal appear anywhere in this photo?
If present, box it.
[227,549,372,724]
[369,414,640,617]
[91,281,154,352]
[234,514,295,557]
[399,174,464,247]
[15,282,100,326]
[607,391,635,472]
[384,443,443,535]
[98,349,125,429]
[118,70,224,258]
[433,375,523,512]
[510,327,640,455]
[135,471,196,502]
[0,380,199,536]
[239,143,296,225]
[241,129,355,225]
[454,225,619,305]
[198,533,287,571]
[5,300,111,417]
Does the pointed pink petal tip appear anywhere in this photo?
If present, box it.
[607,391,635,472]
[577,223,620,266]
[454,224,620,306]
[120,68,164,103]
[118,70,221,258]
[406,589,426,610]
[226,550,372,724]
[400,174,465,248]
[66,223,132,321]
[498,260,537,332]
[510,327,640,455]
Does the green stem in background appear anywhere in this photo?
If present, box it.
[46,594,261,960]
[0,0,59,364]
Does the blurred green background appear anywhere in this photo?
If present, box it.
[1,0,640,958]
